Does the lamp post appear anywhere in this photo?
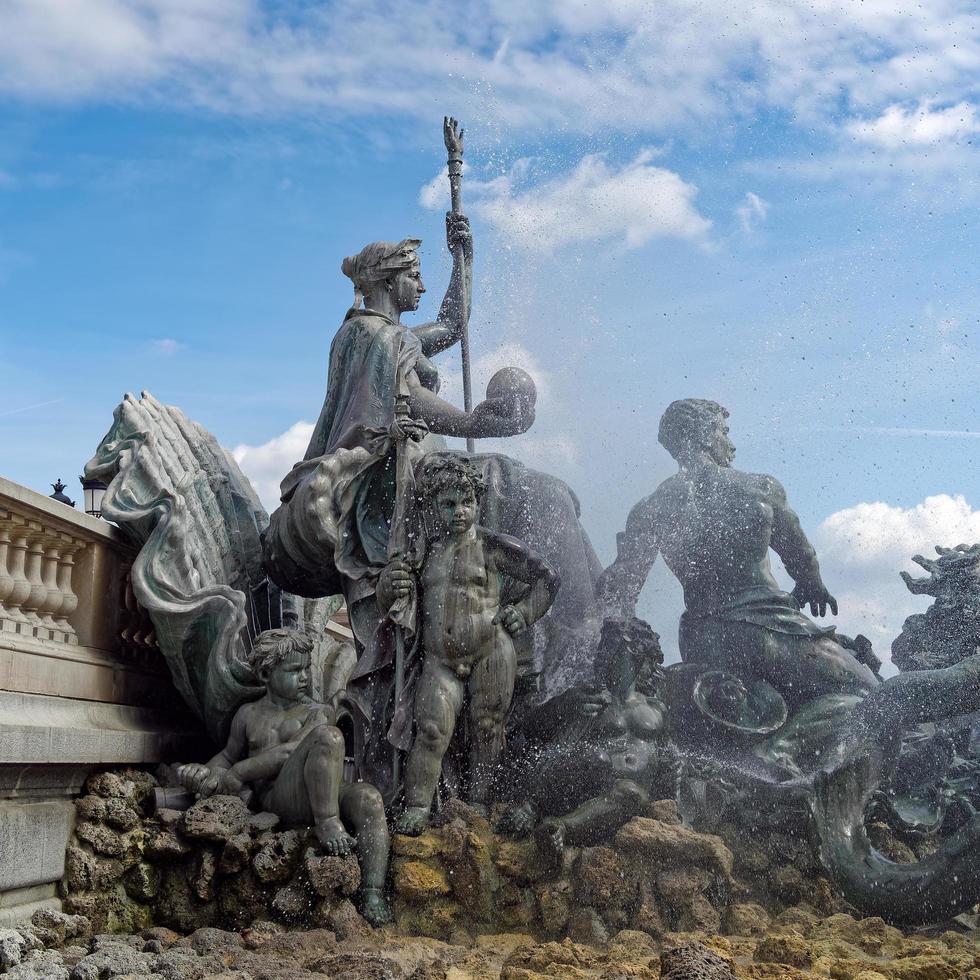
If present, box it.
[79,476,107,519]
[49,479,76,508]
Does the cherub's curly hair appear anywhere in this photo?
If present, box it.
[415,455,486,504]
[248,628,313,677]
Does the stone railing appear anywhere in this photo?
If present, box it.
[0,475,203,926]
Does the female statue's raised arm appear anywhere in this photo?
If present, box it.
[411,212,473,358]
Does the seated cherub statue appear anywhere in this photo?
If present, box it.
[176,628,391,925]
[503,616,678,864]
[377,456,560,835]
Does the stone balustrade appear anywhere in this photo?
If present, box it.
[0,475,203,926]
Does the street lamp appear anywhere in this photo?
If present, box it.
[49,479,76,508]
[79,476,107,518]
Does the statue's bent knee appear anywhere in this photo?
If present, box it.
[309,724,345,753]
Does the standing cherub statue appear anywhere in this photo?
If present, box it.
[176,628,391,925]
[378,455,560,835]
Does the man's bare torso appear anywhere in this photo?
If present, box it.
[650,468,784,610]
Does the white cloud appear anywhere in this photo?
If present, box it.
[848,101,980,147]
[1,0,977,163]
[735,191,769,233]
[150,337,182,355]
[465,151,711,251]
[232,420,314,513]
[812,494,980,669]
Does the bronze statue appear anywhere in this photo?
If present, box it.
[377,456,559,834]
[599,399,878,707]
[504,616,676,861]
[176,629,392,925]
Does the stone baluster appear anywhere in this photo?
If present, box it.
[53,535,82,644]
[4,516,32,630]
[0,512,15,632]
[38,535,63,636]
[20,521,49,635]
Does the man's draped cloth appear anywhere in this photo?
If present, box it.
[263,310,602,797]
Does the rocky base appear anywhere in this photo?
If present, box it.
[60,769,366,935]
[2,906,979,979]
[8,768,974,978]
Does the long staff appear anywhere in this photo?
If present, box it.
[388,393,415,791]
[444,116,475,453]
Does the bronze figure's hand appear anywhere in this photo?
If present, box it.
[792,579,838,618]
[377,559,415,613]
[446,212,473,261]
[443,115,464,158]
[470,396,535,437]
[493,604,527,635]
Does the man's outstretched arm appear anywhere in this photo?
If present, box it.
[596,496,660,618]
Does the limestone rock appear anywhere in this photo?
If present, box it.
[647,798,683,823]
[181,796,251,844]
[218,834,252,875]
[184,927,244,955]
[29,910,90,949]
[270,882,310,921]
[615,817,734,879]
[535,880,572,935]
[189,849,218,902]
[754,932,814,969]
[493,839,546,884]
[144,827,190,863]
[74,822,124,859]
[722,902,770,936]
[565,906,609,946]
[252,831,302,885]
[660,941,736,979]
[70,940,152,979]
[303,848,360,897]
[393,860,451,903]
[391,832,443,859]
[6,951,70,980]
[124,863,161,904]
[0,928,30,969]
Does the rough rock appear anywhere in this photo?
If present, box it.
[565,907,609,946]
[6,951,70,980]
[303,848,360,897]
[0,928,31,969]
[660,941,736,979]
[615,817,735,879]
[251,831,301,884]
[722,903,770,937]
[393,861,451,903]
[74,822,124,859]
[71,940,153,979]
[180,797,251,844]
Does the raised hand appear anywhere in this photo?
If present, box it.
[443,116,464,159]
[446,211,473,261]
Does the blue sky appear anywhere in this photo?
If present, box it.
[2,0,979,665]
